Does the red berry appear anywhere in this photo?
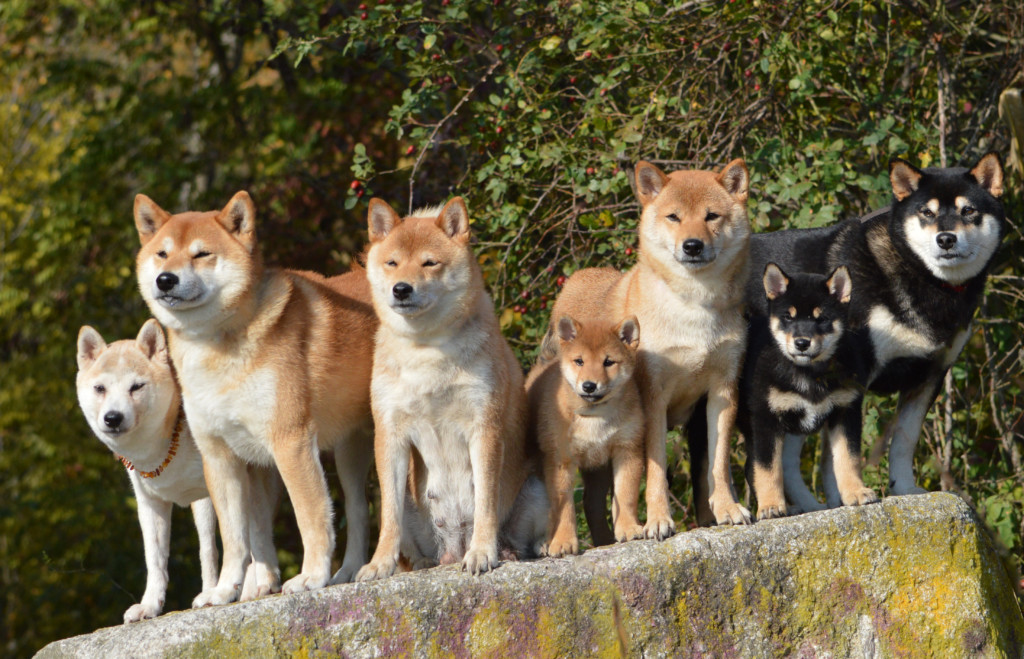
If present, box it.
[540,301,547,310]
[502,105,509,111]
[442,0,449,4]
[520,290,529,300]
[359,2,367,8]
[582,50,592,59]
[360,12,367,19]
[496,44,503,52]
[754,83,761,91]
[350,180,361,190]
[569,76,577,84]
[496,126,503,134]
[432,53,441,61]
[625,247,633,256]
[586,167,595,175]
[556,275,567,287]
[600,88,607,96]
[405,145,415,155]
[963,101,973,114]
[356,189,364,197]
[745,69,752,77]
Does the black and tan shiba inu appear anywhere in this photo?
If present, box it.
[748,153,1005,497]
[739,264,878,519]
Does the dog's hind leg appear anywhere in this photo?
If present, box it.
[782,434,825,513]
[241,465,281,600]
[190,497,219,592]
[581,464,614,546]
[331,428,374,584]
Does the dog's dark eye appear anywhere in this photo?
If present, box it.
[573,358,584,366]
[194,251,211,259]
[385,260,397,267]
[156,251,168,258]
[961,206,976,216]
[130,382,146,393]
[603,357,616,367]
[705,211,720,222]
[423,259,438,267]
[666,213,680,223]
[919,207,935,218]
[94,384,106,394]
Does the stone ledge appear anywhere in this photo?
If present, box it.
[36,493,1024,658]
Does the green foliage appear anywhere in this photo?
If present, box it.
[2,0,1023,653]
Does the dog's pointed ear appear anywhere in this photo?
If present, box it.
[763,263,789,300]
[136,319,168,361]
[969,152,1004,198]
[717,158,749,202]
[889,158,923,202]
[368,198,401,243]
[77,326,107,371]
[826,266,852,304]
[134,194,172,245]
[634,161,668,206]
[218,191,257,252]
[617,315,640,350]
[437,197,471,241]
[557,316,579,342]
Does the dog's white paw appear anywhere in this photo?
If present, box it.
[713,500,753,526]
[756,504,788,521]
[240,562,281,601]
[842,487,881,507]
[462,546,499,575]
[540,535,578,558]
[889,482,927,496]
[123,600,161,624]
[643,514,676,540]
[614,522,645,543]
[282,571,329,595]
[192,585,240,608]
[356,557,398,582]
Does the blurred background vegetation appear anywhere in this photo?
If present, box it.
[2,0,1022,653]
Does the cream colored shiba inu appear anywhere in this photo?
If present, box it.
[553,160,754,534]
[133,191,377,605]
[76,320,219,622]
[356,197,545,579]
[526,311,645,557]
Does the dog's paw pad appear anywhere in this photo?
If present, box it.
[282,572,329,595]
[123,602,160,624]
[843,487,881,506]
[643,516,676,540]
[543,537,579,558]
[756,505,788,521]
[615,524,645,542]
[191,586,239,608]
[462,548,499,575]
[355,559,397,582]
[715,503,753,526]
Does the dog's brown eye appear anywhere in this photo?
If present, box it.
[919,207,935,218]
[666,213,680,223]
[573,358,584,366]
[603,357,615,367]
[961,206,976,216]
[705,211,720,222]
[194,251,211,259]
[94,384,106,394]
[156,251,168,258]
[423,259,438,267]
[130,383,145,393]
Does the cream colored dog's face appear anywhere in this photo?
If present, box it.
[76,320,177,449]
[365,197,476,328]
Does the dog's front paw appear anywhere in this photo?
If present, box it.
[123,600,161,624]
[643,514,676,540]
[240,562,281,601]
[756,504,788,521]
[889,481,927,496]
[282,570,330,595]
[842,487,880,507]
[541,534,579,558]
[614,522,645,543]
[356,557,398,582]
[462,546,499,575]
[192,585,240,608]
[711,498,752,526]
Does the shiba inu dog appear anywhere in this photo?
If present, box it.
[738,264,878,520]
[554,160,754,534]
[133,191,377,605]
[76,320,221,622]
[748,153,1005,497]
[356,197,545,579]
[526,313,645,556]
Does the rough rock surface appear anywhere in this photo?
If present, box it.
[36,493,1023,658]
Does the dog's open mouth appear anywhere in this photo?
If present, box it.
[580,393,606,403]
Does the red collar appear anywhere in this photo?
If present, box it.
[942,282,968,293]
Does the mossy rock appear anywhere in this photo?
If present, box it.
[35,493,1023,658]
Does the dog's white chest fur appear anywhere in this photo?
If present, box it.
[767,387,859,433]
[175,341,277,466]
[569,413,622,469]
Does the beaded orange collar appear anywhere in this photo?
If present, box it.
[117,405,183,479]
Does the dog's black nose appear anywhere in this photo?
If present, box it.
[393,282,414,301]
[936,232,958,250]
[682,239,704,256]
[581,381,597,393]
[156,272,179,292]
[794,338,811,352]
[104,411,124,429]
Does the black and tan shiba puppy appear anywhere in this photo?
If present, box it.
[739,264,877,519]
[748,154,1005,497]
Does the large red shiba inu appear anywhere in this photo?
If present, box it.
[133,191,377,605]
[357,197,545,580]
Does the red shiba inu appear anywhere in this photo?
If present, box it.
[527,311,645,557]
[133,191,377,606]
[357,197,545,580]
